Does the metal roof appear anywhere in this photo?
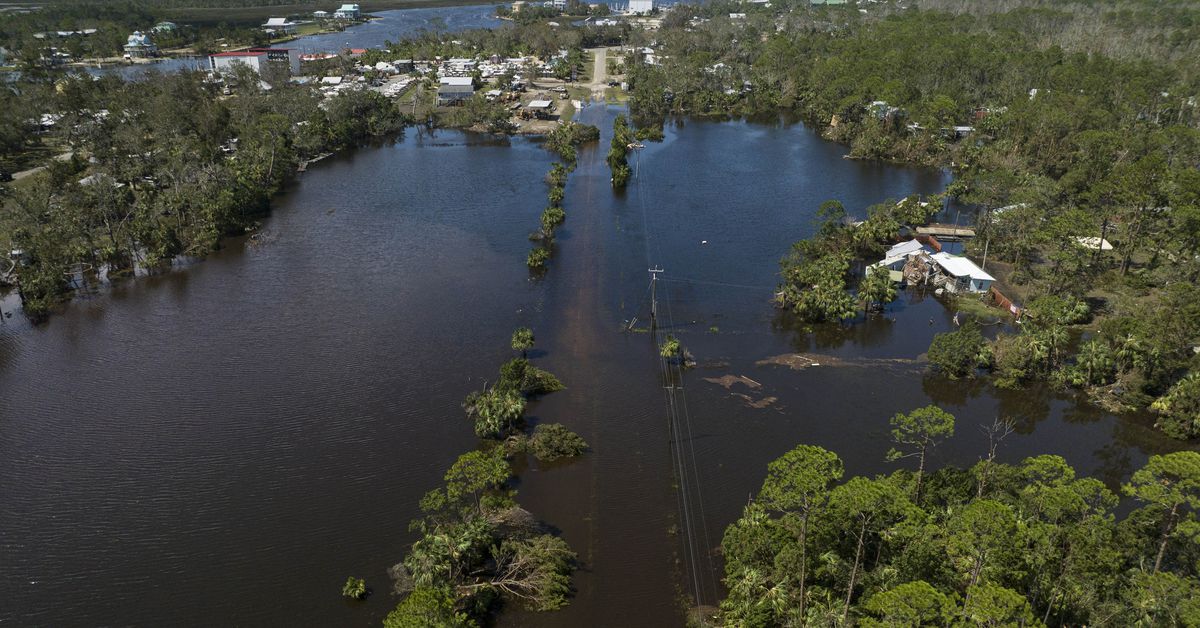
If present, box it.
[931,252,994,282]
[885,239,925,259]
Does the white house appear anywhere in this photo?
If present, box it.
[439,76,474,87]
[872,239,928,272]
[333,3,361,19]
[210,48,301,76]
[629,0,654,13]
[122,31,157,58]
[313,10,329,18]
[263,18,298,35]
[931,252,995,293]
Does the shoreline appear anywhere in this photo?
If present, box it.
[160,0,501,25]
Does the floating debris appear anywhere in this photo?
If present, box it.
[757,353,924,371]
[703,374,762,390]
[732,392,778,409]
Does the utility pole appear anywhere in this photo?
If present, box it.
[649,266,663,328]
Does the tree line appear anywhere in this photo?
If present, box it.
[527,122,599,272]
[617,1,1200,439]
[719,406,1200,626]
[383,329,588,626]
[1,67,406,319]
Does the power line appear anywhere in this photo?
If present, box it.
[628,144,720,615]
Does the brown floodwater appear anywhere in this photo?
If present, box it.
[0,104,1183,627]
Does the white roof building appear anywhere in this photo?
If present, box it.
[439,76,474,86]
[885,239,926,259]
[931,252,995,293]
[334,3,361,19]
[263,18,298,33]
[873,239,929,271]
[629,0,654,13]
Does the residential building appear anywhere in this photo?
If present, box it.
[872,239,928,272]
[930,252,995,293]
[122,31,157,58]
[263,18,298,35]
[314,10,329,18]
[437,82,475,106]
[333,3,361,19]
[629,0,654,13]
[152,21,177,33]
[210,48,301,76]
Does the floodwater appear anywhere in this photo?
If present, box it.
[0,105,1182,627]
[78,4,503,80]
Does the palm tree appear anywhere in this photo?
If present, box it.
[858,266,897,312]
[1115,333,1141,371]
[1076,339,1114,385]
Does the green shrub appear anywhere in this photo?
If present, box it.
[927,324,987,378]
[528,423,588,462]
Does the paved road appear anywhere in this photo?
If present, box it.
[586,47,608,98]
[12,151,74,181]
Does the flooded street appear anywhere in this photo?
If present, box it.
[0,105,1179,626]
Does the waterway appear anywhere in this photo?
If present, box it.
[0,105,1180,626]
[75,4,504,80]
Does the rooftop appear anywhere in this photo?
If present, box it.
[931,252,994,282]
[884,239,925,259]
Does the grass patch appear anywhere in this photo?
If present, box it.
[604,86,628,103]
[948,292,1009,323]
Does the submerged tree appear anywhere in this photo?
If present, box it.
[928,323,988,379]
[463,388,526,439]
[527,246,550,270]
[383,586,475,628]
[607,115,633,188]
[511,327,535,357]
[858,265,898,312]
[342,576,368,600]
[526,423,588,462]
[659,335,681,361]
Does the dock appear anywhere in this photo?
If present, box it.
[916,223,976,239]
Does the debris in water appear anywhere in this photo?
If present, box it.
[732,392,778,409]
[757,353,924,371]
[703,374,762,390]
